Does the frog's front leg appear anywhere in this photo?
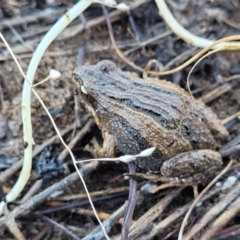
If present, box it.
[98,131,116,157]
[160,150,222,183]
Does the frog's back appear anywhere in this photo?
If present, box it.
[75,60,227,171]
[94,64,212,142]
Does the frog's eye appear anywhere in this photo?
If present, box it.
[100,65,109,74]
[73,73,81,81]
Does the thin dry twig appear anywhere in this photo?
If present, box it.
[129,188,184,239]
[31,224,50,240]
[220,144,240,158]
[124,172,169,182]
[82,202,128,240]
[41,192,127,215]
[33,122,76,156]
[141,183,222,239]
[20,180,43,204]
[54,186,129,201]
[164,47,198,70]
[225,74,240,82]
[123,30,171,55]
[0,123,75,183]
[121,162,137,240]
[3,207,26,240]
[0,160,23,184]
[0,8,67,31]
[200,196,240,240]
[73,208,127,223]
[214,224,240,240]
[0,161,99,225]
[221,111,240,126]
[39,214,81,240]
[102,5,144,72]
[178,160,233,240]
[184,181,240,240]
[60,0,150,41]
[58,119,95,162]
[199,83,232,103]
[1,1,150,61]
[151,182,192,192]
[8,25,34,52]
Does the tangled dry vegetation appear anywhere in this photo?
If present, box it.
[1,0,240,239]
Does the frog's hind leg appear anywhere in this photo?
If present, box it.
[160,149,222,184]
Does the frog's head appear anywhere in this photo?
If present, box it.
[72,60,122,126]
[73,60,119,96]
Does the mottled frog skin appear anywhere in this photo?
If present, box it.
[73,60,228,181]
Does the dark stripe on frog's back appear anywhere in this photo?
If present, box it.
[91,72,185,130]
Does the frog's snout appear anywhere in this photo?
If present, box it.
[73,71,88,95]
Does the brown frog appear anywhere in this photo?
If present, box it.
[73,60,228,182]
